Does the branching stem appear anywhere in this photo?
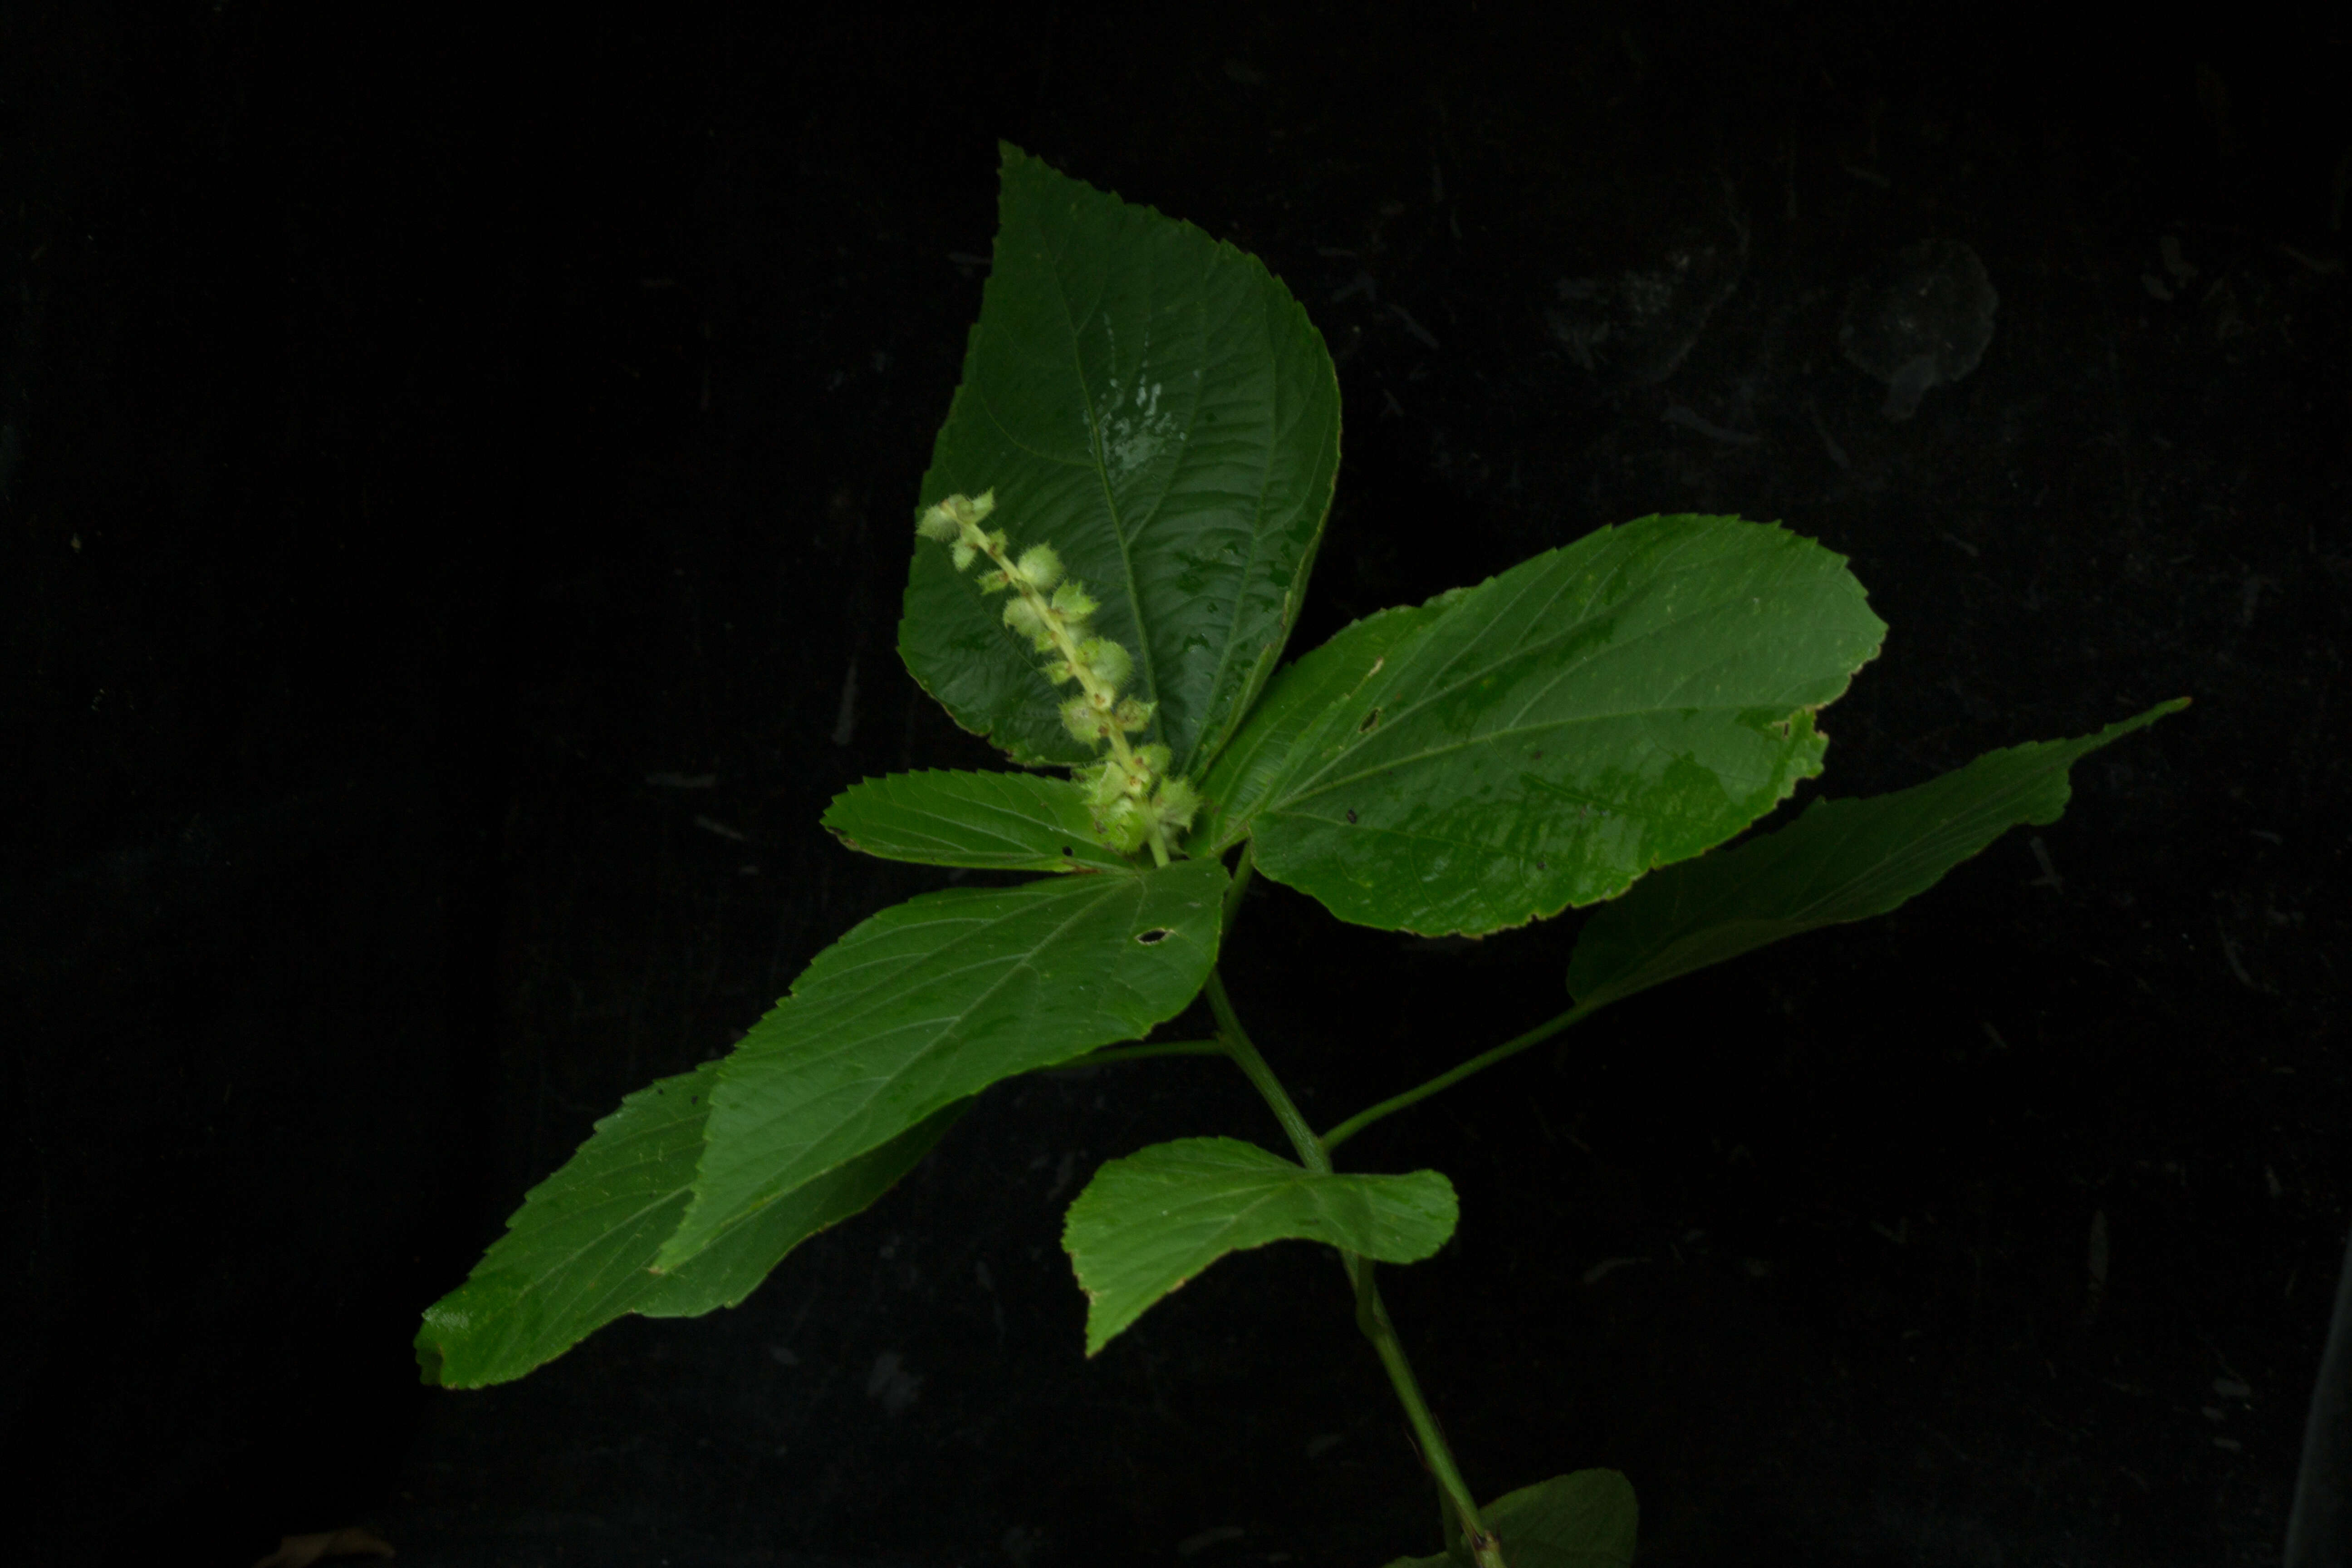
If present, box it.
[1321,999,1602,1153]
[1205,967,1501,1562]
[1205,971,1324,1175]
[1220,842,1257,940]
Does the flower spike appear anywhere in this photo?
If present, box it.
[914,489,1199,862]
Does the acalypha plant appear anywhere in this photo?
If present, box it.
[420,145,2180,1565]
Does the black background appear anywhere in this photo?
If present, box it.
[8,5,2347,1566]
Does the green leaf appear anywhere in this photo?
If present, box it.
[1381,1470,1638,1568]
[1566,700,2186,1009]
[822,769,1138,873]
[416,1063,965,1389]
[1062,1136,1457,1355]
[660,857,1228,1271]
[1192,600,1450,853]
[1208,514,1887,937]
[901,143,1342,778]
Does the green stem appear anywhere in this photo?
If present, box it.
[1355,1262,1508,1567]
[1205,967,1499,1559]
[1205,970,1325,1174]
[1320,999,1602,1154]
[1219,842,1257,939]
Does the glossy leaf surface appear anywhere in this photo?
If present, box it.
[660,857,1227,1270]
[1062,1136,1456,1354]
[823,769,1137,873]
[901,143,1341,776]
[1208,514,1886,936]
[417,1063,963,1389]
[1567,701,2185,1009]
[1382,1470,1638,1568]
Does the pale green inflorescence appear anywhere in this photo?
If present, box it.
[916,490,1201,860]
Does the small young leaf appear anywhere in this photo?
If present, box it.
[1062,1136,1457,1355]
[1565,700,2186,1009]
[1210,514,1887,937]
[1381,1470,1638,1568]
[660,858,1228,1271]
[901,144,1341,776]
[416,1063,965,1389]
[822,769,1137,872]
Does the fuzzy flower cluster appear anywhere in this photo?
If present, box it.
[917,490,1200,859]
